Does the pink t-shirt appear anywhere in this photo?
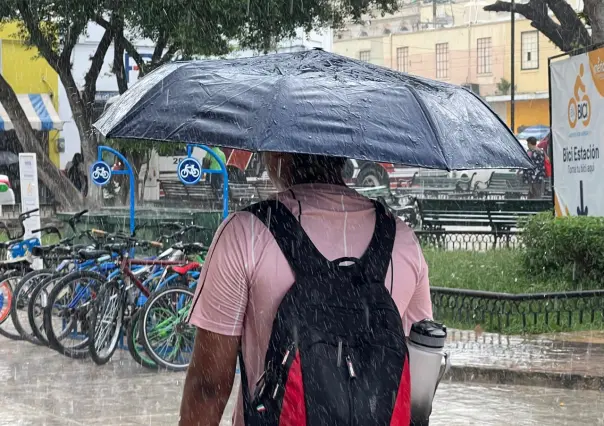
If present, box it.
[188,183,432,426]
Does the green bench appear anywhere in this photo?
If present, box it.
[418,198,553,231]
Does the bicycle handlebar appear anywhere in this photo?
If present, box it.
[67,209,89,232]
[31,226,62,239]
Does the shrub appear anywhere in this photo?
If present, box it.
[522,213,604,286]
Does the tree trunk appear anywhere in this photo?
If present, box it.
[0,74,84,210]
[56,62,101,206]
[584,0,604,45]
[484,0,591,52]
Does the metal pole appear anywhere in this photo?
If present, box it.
[510,0,516,134]
[186,144,230,220]
[98,146,136,236]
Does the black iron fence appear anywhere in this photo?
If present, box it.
[415,230,522,250]
[431,286,604,332]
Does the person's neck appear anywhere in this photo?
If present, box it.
[289,175,347,187]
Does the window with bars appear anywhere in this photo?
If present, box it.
[396,47,409,72]
[477,37,492,74]
[436,43,448,79]
[359,50,371,62]
[521,31,539,70]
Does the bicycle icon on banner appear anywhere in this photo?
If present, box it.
[178,157,202,185]
[90,161,112,186]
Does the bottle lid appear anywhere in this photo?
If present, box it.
[409,319,447,349]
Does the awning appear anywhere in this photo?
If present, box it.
[0,94,63,131]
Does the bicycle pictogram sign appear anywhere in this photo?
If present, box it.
[178,157,202,185]
[568,63,591,129]
[90,161,112,186]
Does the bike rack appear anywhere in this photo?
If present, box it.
[94,145,136,236]
[183,144,229,220]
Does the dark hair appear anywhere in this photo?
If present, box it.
[527,137,538,146]
[289,154,347,185]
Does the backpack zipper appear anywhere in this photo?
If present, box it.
[346,353,357,426]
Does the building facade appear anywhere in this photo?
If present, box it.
[0,22,62,165]
[332,0,564,133]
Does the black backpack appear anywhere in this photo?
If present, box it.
[240,199,411,426]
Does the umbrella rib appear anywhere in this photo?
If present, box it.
[406,86,450,171]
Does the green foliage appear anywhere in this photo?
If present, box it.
[0,0,105,59]
[522,213,604,286]
[105,138,184,159]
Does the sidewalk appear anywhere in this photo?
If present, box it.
[446,329,604,390]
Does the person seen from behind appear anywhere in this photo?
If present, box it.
[523,137,547,199]
[180,153,433,426]
[202,146,227,192]
[65,153,88,196]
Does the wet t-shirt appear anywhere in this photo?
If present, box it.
[188,183,433,426]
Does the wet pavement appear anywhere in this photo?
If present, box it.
[3,335,604,425]
[447,329,604,379]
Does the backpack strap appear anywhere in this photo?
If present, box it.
[358,199,397,284]
[243,199,332,277]
[243,198,396,283]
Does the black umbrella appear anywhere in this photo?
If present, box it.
[94,49,532,170]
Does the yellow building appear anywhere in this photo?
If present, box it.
[0,22,63,166]
[333,2,560,133]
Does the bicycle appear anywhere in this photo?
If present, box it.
[88,229,206,366]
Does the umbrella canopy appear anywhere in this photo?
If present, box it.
[94,49,532,171]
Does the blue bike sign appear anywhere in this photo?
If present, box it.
[178,157,202,185]
[90,161,112,186]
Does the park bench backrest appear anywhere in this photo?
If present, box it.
[160,180,217,203]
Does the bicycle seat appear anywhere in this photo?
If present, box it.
[78,249,111,260]
[171,262,201,275]
[104,243,128,253]
[172,242,206,253]
[183,243,206,254]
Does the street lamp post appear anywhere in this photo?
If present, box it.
[511,0,516,134]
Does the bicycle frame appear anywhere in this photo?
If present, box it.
[118,255,190,298]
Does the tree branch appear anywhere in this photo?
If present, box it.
[60,20,87,64]
[584,0,604,44]
[82,27,114,108]
[152,30,168,64]
[121,36,148,75]
[484,0,590,52]
[545,0,591,49]
[16,1,61,69]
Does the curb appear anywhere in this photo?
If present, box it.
[447,365,604,391]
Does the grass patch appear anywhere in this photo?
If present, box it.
[423,248,599,293]
[423,248,604,334]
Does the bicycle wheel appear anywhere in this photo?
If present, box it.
[126,309,159,370]
[140,286,196,371]
[0,271,25,340]
[28,272,66,346]
[44,270,105,359]
[0,275,14,326]
[10,269,54,344]
[89,281,124,365]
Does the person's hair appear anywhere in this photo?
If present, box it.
[527,137,538,146]
[288,154,347,185]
